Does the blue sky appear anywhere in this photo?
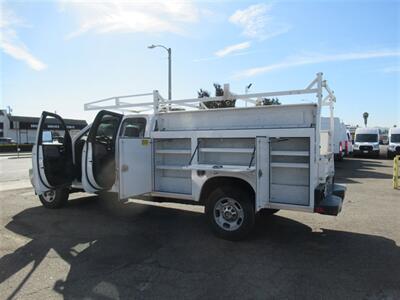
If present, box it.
[1,0,399,126]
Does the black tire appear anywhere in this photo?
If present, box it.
[205,185,255,241]
[257,208,280,218]
[39,188,69,209]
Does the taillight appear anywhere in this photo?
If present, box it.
[345,141,348,154]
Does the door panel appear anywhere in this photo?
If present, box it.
[119,138,152,199]
[83,110,123,192]
[256,136,270,210]
[32,112,73,194]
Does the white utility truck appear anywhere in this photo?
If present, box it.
[31,73,346,240]
[353,127,380,158]
[387,127,400,159]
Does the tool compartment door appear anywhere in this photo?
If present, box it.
[118,117,152,199]
[256,136,270,210]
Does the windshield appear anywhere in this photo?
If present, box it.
[355,134,378,143]
[391,134,400,143]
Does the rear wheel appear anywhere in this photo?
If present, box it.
[205,185,255,241]
[39,188,69,209]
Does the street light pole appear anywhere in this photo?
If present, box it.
[168,47,171,103]
[148,44,172,110]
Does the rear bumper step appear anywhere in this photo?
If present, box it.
[332,183,346,199]
[315,184,346,216]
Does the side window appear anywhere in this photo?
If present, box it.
[41,115,68,145]
[120,118,147,138]
[94,114,120,143]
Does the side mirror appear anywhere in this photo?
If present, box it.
[42,131,53,143]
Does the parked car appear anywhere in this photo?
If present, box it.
[0,137,17,144]
[353,128,380,158]
[387,127,400,159]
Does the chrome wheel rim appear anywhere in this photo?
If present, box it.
[43,190,56,202]
[214,197,244,231]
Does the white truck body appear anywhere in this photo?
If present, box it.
[353,127,380,157]
[31,73,346,239]
[321,117,348,160]
[346,129,353,155]
[387,127,400,158]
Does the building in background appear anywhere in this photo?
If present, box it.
[0,110,87,144]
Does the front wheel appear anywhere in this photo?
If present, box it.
[39,188,69,209]
[205,186,255,241]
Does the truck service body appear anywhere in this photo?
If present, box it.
[31,73,346,240]
[321,117,348,160]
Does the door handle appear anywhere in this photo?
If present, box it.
[258,169,263,178]
[121,164,129,172]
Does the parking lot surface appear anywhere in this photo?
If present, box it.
[1,153,399,299]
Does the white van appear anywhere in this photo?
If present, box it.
[345,129,353,156]
[387,127,400,159]
[321,117,347,160]
[353,128,380,158]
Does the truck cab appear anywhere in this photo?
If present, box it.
[32,111,154,205]
[387,127,400,159]
[353,128,380,158]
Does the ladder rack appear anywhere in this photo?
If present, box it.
[84,73,335,115]
[83,73,336,155]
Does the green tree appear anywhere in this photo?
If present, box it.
[261,97,281,105]
[198,83,236,109]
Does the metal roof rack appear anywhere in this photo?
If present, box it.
[84,72,335,114]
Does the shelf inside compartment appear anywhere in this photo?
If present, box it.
[155,165,188,170]
[155,149,191,154]
[199,147,254,153]
[270,150,309,156]
[183,164,255,172]
[271,162,309,169]
[154,176,192,195]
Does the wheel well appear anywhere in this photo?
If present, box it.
[199,177,255,205]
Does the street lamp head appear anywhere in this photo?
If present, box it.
[147,45,156,49]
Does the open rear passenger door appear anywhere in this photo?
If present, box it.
[118,117,152,199]
[82,110,123,193]
[32,112,74,195]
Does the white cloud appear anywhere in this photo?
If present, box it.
[229,3,290,40]
[215,41,251,57]
[61,0,202,38]
[234,50,400,78]
[0,7,46,71]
